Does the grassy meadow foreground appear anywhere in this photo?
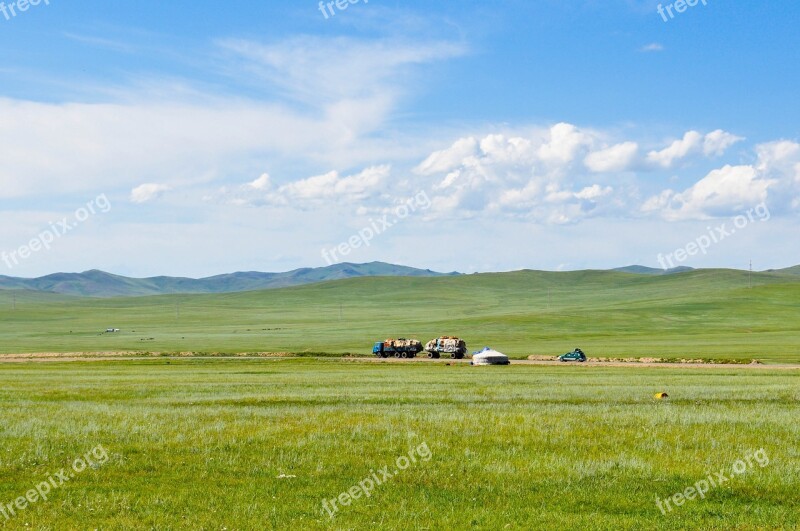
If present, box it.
[1,269,799,362]
[0,358,797,529]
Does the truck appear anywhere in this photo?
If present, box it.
[425,336,468,359]
[373,338,424,358]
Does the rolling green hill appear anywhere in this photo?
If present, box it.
[0,262,457,297]
[1,268,799,362]
[612,265,693,275]
[768,265,800,275]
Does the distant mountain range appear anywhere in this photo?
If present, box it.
[0,262,459,298]
[612,265,694,275]
[1,263,798,298]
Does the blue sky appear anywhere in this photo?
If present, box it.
[1,0,799,277]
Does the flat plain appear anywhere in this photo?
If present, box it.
[0,359,798,529]
[1,269,799,362]
[0,269,798,529]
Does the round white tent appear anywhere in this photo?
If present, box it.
[470,347,510,366]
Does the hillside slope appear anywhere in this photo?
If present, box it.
[1,268,798,362]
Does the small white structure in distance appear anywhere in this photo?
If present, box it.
[470,347,510,366]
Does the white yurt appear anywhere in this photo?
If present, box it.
[470,347,510,366]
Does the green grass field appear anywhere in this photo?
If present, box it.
[1,270,798,528]
[0,358,797,529]
[1,269,799,362]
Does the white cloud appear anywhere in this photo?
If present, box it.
[130,183,171,204]
[643,139,800,220]
[277,165,389,203]
[248,173,272,190]
[0,36,464,200]
[703,129,744,156]
[753,140,800,212]
[229,165,391,208]
[415,137,479,176]
[756,140,800,173]
[646,131,704,168]
[218,37,466,108]
[575,184,613,200]
[536,123,594,165]
[644,165,771,220]
[585,142,639,172]
[646,130,742,169]
[640,43,664,52]
[411,125,755,223]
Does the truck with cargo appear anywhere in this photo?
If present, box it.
[373,338,424,358]
[425,336,468,359]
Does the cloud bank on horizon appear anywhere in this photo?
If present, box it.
[0,0,798,277]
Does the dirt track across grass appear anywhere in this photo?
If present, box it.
[1,352,799,369]
[348,356,800,370]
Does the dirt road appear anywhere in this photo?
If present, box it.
[1,352,798,369]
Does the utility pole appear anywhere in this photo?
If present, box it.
[749,260,752,289]
[547,287,551,310]
[339,302,343,321]
[176,301,180,319]
[12,293,16,311]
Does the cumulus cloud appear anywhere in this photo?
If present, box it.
[754,140,800,211]
[276,165,389,203]
[227,165,391,208]
[536,123,594,165]
[704,129,744,156]
[652,165,770,220]
[755,140,800,173]
[215,123,793,225]
[248,173,272,190]
[412,124,620,222]
[575,184,613,200]
[415,137,479,176]
[131,183,171,204]
[642,140,800,220]
[585,142,639,173]
[646,131,704,168]
[646,130,742,169]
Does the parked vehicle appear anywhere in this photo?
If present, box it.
[558,348,587,362]
[373,338,423,358]
[425,337,468,359]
